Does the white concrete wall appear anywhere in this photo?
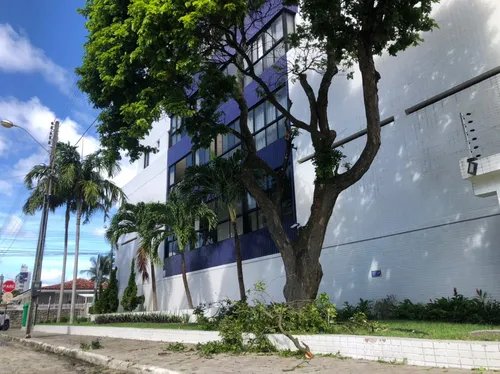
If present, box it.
[291,0,500,303]
[118,0,500,311]
[115,116,170,311]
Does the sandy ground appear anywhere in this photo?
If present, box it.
[0,338,123,373]
[2,330,490,373]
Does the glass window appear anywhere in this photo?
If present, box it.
[222,134,229,153]
[286,13,295,35]
[255,130,266,151]
[217,222,230,241]
[254,59,263,76]
[169,166,175,186]
[217,202,229,221]
[248,211,258,232]
[246,193,257,210]
[257,37,264,60]
[248,109,254,133]
[272,17,284,42]
[276,87,288,110]
[254,103,265,131]
[277,118,287,139]
[272,41,285,62]
[265,101,276,123]
[176,157,188,183]
[196,148,210,165]
[216,134,223,156]
[143,151,150,169]
[266,123,278,145]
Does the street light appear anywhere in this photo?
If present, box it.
[1,119,49,153]
[1,118,60,338]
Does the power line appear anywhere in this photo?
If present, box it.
[74,116,98,147]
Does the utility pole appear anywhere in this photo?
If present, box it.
[25,121,60,338]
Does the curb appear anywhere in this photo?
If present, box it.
[1,334,180,374]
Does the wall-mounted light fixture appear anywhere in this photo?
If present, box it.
[467,157,478,176]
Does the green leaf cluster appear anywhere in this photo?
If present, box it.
[121,259,144,311]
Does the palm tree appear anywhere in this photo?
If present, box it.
[106,202,165,311]
[23,142,80,322]
[60,151,125,323]
[159,190,217,309]
[80,252,113,301]
[181,155,247,301]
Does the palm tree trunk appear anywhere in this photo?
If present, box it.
[70,201,83,324]
[181,251,193,309]
[56,203,71,322]
[231,219,246,302]
[150,262,158,311]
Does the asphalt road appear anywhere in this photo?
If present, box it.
[0,339,123,374]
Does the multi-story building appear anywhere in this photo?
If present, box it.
[14,264,31,293]
[117,0,500,311]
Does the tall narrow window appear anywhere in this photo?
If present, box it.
[143,151,150,169]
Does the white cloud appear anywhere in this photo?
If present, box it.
[91,227,106,237]
[41,268,62,286]
[0,180,13,196]
[0,23,71,94]
[0,96,136,191]
[1,215,24,235]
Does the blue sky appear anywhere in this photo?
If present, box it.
[0,1,136,285]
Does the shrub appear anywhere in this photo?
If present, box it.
[121,259,143,312]
[195,283,339,355]
[373,295,398,320]
[94,312,183,324]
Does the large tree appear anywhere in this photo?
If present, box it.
[23,142,80,322]
[77,0,438,304]
[60,151,125,323]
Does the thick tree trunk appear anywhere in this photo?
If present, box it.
[70,202,82,324]
[150,262,158,311]
[231,219,246,302]
[282,241,323,306]
[181,252,193,309]
[56,204,71,322]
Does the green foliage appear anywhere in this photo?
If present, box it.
[94,268,119,314]
[338,289,500,325]
[121,259,143,312]
[91,338,103,349]
[94,312,183,325]
[195,283,339,355]
[164,342,187,352]
[80,339,103,350]
[106,267,119,313]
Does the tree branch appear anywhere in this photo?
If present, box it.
[298,73,318,129]
[316,47,338,133]
[334,41,381,191]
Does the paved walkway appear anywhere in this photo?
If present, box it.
[3,330,491,373]
[0,337,122,373]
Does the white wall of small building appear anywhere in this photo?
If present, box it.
[117,0,500,312]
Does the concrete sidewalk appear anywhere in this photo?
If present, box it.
[2,330,485,373]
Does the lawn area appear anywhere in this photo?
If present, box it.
[42,322,202,330]
[371,320,500,341]
[41,320,500,340]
